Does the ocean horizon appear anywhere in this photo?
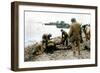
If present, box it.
[25,23,70,47]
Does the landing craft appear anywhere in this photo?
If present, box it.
[45,21,70,28]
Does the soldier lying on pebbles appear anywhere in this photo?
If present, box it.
[68,18,81,56]
[32,43,43,55]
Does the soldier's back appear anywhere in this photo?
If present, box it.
[71,22,80,36]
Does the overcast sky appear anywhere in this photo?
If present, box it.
[24,11,91,45]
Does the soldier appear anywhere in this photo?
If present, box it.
[68,18,81,56]
[42,33,56,53]
[61,29,68,46]
[82,24,90,41]
[42,33,52,49]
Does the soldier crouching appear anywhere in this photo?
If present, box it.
[42,33,55,53]
[42,33,52,48]
[32,34,53,55]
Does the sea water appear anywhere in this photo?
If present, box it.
[25,23,70,47]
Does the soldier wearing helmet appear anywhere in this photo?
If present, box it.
[69,18,81,55]
[61,29,68,46]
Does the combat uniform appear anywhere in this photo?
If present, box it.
[42,34,51,49]
[61,30,68,46]
[69,21,81,55]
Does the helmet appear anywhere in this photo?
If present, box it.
[48,34,52,38]
[71,18,76,22]
[61,29,64,32]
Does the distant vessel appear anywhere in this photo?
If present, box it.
[45,21,70,28]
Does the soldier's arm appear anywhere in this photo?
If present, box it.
[68,25,73,37]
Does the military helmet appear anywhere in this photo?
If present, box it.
[61,29,65,34]
[48,33,52,38]
[61,29,64,32]
[71,18,76,22]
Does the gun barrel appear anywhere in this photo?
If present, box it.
[44,22,70,28]
[45,23,57,25]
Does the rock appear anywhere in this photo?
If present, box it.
[24,36,90,61]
